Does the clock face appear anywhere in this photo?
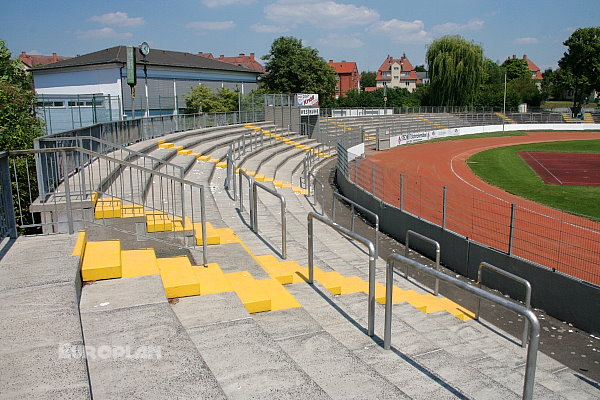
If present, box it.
[139,42,150,56]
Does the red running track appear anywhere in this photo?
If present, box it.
[352,131,600,285]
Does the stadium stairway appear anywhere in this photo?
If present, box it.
[4,122,600,399]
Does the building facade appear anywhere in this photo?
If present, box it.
[327,61,360,98]
[375,55,420,93]
[30,46,261,131]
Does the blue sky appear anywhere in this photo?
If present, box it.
[2,0,598,72]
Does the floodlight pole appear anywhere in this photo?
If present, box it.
[503,72,507,132]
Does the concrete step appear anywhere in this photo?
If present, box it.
[171,292,331,400]
[0,234,92,399]
[80,275,226,399]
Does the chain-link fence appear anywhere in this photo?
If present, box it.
[339,155,600,286]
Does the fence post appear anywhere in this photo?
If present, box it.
[399,174,404,211]
[442,186,447,229]
[62,152,74,234]
[371,164,375,194]
[508,204,516,254]
[0,155,17,238]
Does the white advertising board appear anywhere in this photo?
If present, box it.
[296,94,319,106]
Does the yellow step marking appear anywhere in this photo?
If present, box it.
[121,249,159,278]
[71,230,87,257]
[94,200,122,219]
[81,240,122,281]
[226,271,271,313]
[158,142,174,149]
[257,279,301,310]
[216,161,227,168]
[146,214,173,232]
[197,155,211,161]
[178,149,192,155]
[157,256,200,298]
[193,263,233,295]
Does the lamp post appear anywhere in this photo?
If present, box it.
[503,72,507,131]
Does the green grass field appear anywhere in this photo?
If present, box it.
[468,140,600,219]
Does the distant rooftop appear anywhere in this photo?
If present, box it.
[198,52,265,73]
[19,51,70,68]
[30,46,260,75]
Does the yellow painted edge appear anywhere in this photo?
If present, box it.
[71,230,87,257]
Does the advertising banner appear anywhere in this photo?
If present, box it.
[296,94,319,106]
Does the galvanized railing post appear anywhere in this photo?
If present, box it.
[383,253,539,400]
[404,230,440,296]
[476,262,532,347]
[307,212,376,336]
[252,180,287,259]
[0,153,17,238]
[62,151,74,234]
[442,186,447,229]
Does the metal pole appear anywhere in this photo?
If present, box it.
[62,152,74,234]
[508,203,516,255]
[399,174,404,210]
[442,186,447,229]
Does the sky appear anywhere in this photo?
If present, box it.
[2,0,599,72]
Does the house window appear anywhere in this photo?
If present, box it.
[36,101,65,108]
[382,71,391,77]
[393,66,399,70]
[393,76,399,80]
[401,72,409,77]
[67,100,103,107]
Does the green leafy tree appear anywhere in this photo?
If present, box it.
[414,65,426,72]
[261,36,336,98]
[502,58,531,81]
[359,71,376,89]
[558,27,600,112]
[426,35,485,106]
[0,39,43,151]
[184,85,240,113]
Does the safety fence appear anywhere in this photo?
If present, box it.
[0,147,209,264]
[37,109,266,151]
[343,156,600,286]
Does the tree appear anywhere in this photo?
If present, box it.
[502,57,531,81]
[184,85,239,113]
[0,39,43,151]
[414,65,426,72]
[558,27,600,112]
[426,35,484,106]
[359,71,376,90]
[261,36,336,98]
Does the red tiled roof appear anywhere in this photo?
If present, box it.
[522,55,543,80]
[364,87,378,92]
[327,61,358,75]
[19,52,70,68]
[375,55,419,82]
[199,52,265,73]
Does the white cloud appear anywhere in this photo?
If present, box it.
[265,0,379,29]
[367,19,430,43]
[514,37,539,45]
[432,18,484,35]
[250,23,290,33]
[26,50,41,55]
[317,33,363,48]
[202,0,255,7]
[185,21,236,30]
[76,27,133,40]
[90,12,145,27]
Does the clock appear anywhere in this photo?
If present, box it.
[139,42,150,57]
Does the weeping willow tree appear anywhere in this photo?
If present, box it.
[426,35,485,106]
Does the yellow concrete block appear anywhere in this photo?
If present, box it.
[146,215,173,232]
[71,230,87,257]
[157,139,166,145]
[278,261,309,283]
[213,227,240,244]
[197,155,211,161]
[340,276,369,295]
[157,257,200,298]
[216,161,227,168]
[255,256,294,285]
[254,174,265,181]
[273,180,284,187]
[121,204,145,218]
[193,222,221,245]
[226,271,271,313]
[121,249,159,278]
[158,142,174,149]
[178,149,192,155]
[209,158,220,163]
[90,192,98,205]
[262,176,274,182]
[94,200,122,219]
[292,186,308,194]
[81,241,122,281]
[257,279,301,310]
[172,217,193,232]
[246,170,256,176]
[193,263,233,295]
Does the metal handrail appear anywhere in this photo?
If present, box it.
[307,171,324,215]
[238,168,254,221]
[8,146,209,266]
[332,191,379,259]
[37,135,185,177]
[307,211,376,337]
[383,253,540,400]
[477,262,532,348]
[404,230,441,296]
[252,180,287,259]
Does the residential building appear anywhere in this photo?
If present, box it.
[19,51,70,68]
[30,45,260,132]
[198,52,265,74]
[327,60,360,98]
[375,55,421,93]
